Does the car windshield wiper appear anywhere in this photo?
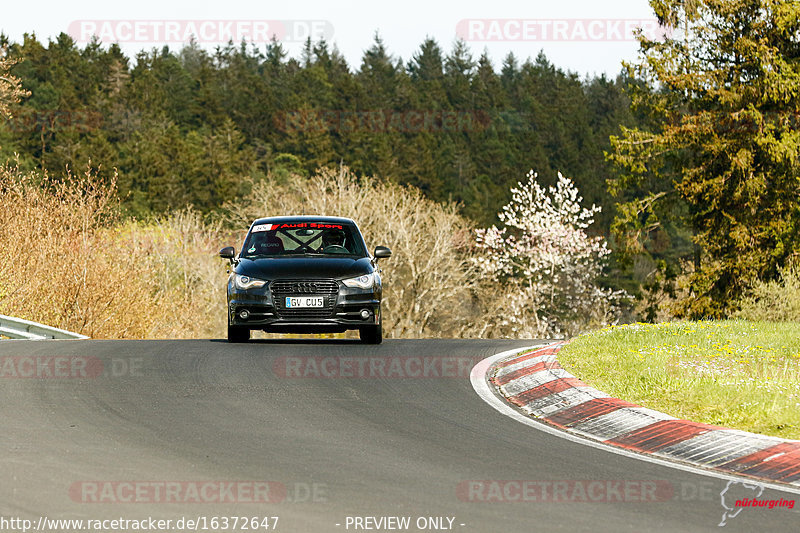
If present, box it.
[307,251,358,257]
[243,253,279,258]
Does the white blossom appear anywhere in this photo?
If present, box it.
[474,170,629,338]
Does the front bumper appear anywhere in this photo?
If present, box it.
[227,279,381,332]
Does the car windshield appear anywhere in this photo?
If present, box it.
[240,221,366,258]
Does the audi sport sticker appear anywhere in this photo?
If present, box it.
[276,222,344,230]
[252,222,344,232]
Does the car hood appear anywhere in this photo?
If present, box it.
[235,256,373,280]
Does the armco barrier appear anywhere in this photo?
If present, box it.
[0,314,89,340]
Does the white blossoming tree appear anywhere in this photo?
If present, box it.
[474,170,629,338]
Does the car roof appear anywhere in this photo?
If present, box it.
[250,215,357,227]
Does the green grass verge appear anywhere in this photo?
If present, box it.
[557,320,800,440]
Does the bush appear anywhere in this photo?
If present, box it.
[472,170,629,338]
[0,163,226,338]
[736,261,800,322]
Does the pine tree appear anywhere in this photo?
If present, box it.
[609,0,800,318]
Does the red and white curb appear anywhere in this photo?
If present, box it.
[473,343,800,491]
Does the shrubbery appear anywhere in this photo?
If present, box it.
[736,261,800,322]
[0,163,226,338]
[473,171,629,338]
[0,162,624,339]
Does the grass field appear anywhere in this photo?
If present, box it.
[557,320,800,440]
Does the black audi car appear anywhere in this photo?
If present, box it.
[219,216,391,343]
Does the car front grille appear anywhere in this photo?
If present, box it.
[271,279,339,319]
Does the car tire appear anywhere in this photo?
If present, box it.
[359,323,382,344]
[228,324,250,343]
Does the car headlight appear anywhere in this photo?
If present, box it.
[342,273,375,289]
[234,274,267,290]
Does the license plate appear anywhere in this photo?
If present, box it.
[285,296,324,308]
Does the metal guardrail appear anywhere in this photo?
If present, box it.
[0,314,89,340]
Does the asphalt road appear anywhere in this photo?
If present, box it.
[1,339,798,532]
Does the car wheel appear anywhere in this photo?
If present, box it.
[228,324,250,343]
[359,323,382,344]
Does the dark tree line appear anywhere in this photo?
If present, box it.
[0,33,639,231]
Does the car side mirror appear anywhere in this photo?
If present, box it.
[219,246,236,264]
[374,246,392,259]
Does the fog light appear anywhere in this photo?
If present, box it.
[360,309,371,320]
[238,309,250,320]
